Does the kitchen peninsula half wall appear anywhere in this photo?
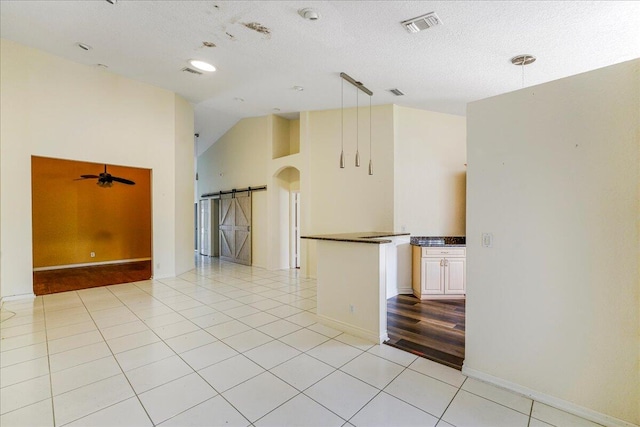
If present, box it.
[301,232,410,343]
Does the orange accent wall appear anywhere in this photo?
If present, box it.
[31,156,152,268]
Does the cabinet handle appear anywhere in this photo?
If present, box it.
[445,259,449,266]
[440,259,444,266]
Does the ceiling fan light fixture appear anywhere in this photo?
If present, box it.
[188,59,216,72]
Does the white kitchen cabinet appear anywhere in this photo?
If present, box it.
[412,246,466,299]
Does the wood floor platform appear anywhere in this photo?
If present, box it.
[33,261,152,296]
[386,294,465,370]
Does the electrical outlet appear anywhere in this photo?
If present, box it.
[156,263,160,270]
[482,233,493,248]
[349,304,355,314]
[90,252,95,258]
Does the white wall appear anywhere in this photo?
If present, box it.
[174,95,195,274]
[394,106,466,236]
[197,116,269,193]
[0,39,194,299]
[306,105,395,235]
[466,59,639,425]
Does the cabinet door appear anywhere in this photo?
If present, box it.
[422,258,444,294]
[445,258,466,294]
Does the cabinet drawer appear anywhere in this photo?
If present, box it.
[422,247,466,257]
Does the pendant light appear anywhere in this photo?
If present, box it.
[340,78,345,168]
[355,88,361,167]
[338,72,373,175]
[368,93,373,175]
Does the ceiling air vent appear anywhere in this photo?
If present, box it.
[389,88,405,96]
[401,12,442,33]
[181,67,203,75]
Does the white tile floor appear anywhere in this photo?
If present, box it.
[0,258,603,427]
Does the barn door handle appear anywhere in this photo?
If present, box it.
[247,226,251,232]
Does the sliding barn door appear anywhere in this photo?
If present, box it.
[219,194,252,265]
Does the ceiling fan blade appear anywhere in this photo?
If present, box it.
[80,174,100,178]
[111,176,135,185]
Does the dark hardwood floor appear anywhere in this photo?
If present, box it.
[386,294,465,370]
[33,261,152,296]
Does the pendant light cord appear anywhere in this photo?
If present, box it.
[356,87,359,154]
[341,79,344,153]
[369,94,372,158]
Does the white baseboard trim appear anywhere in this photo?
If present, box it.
[1,293,36,305]
[461,366,638,427]
[33,258,152,272]
[316,314,386,344]
[398,286,413,294]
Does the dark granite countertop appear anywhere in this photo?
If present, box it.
[301,232,410,244]
[410,236,466,247]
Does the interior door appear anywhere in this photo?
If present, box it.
[199,199,210,256]
[234,194,252,265]
[293,192,300,268]
[219,193,252,265]
[219,197,234,262]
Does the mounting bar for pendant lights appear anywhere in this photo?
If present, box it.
[340,72,373,96]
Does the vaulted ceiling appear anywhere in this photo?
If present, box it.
[2,1,638,155]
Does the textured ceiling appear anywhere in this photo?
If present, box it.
[1,1,639,155]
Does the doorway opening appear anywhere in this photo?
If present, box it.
[199,198,219,258]
[385,296,465,369]
[273,166,300,270]
[291,191,301,269]
[31,156,152,295]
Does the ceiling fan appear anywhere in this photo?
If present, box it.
[75,164,135,187]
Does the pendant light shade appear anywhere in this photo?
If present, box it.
[340,78,345,168]
[368,93,373,176]
[355,88,360,167]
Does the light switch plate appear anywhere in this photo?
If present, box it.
[482,233,493,248]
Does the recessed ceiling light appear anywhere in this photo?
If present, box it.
[273,108,281,112]
[234,97,245,102]
[76,42,92,51]
[293,86,304,91]
[298,8,320,21]
[188,60,216,72]
[95,64,109,69]
[105,0,117,4]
